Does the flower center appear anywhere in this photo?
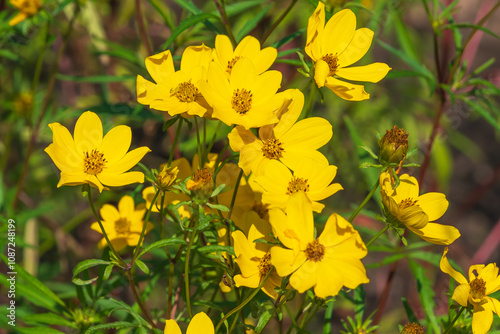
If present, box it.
[193,168,212,183]
[114,217,131,235]
[321,53,339,76]
[258,253,272,276]
[262,138,284,159]
[470,278,486,300]
[401,322,424,334]
[84,149,106,175]
[227,56,241,75]
[399,198,419,209]
[286,177,309,195]
[231,88,253,114]
[170,81,199,102]
[305,239,325,262]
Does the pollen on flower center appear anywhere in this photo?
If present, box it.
[84,149,106,175]
[231,88,253,114]
[470,278,486,299]
[305,239,325,262]
[258,253,272,276]
[262,138,284,159]
[399,198,419,209]
[193,168,212,183]
[227,56,241,75]
[401,322,424,334]
[322,53,339,76]
[286,177,309,195]
[114,217,131,235]
[171,81,199,103]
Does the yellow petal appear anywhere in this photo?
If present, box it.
[136,75,158,105]
[234,272,260,288]
[280,117,332,150]
[272,89,304,138]
[330,258,369,289]
[451,283,470,307]
[74,111,103,153]
[336,63,391,83]
[337,28,373,67]
[97,171,145,187]
[321,9,356,56]
[187,312,214,334]
[100,203,120,223]
[314,260,344,298]
[45,143,82,174]
[118,195,135,217]
[472,301,493,334]
[479,263,500,291]
[409,222,460,245]
[230,57,255,90]
[228,126,258,152]
[215,34,234,69]
[313,59,330,88]
[417,192,449,221]
[487,296,500,316]
[286,192,315,247]
[239,141,265,176]
[199,62,232,108]
[232,230,255,258]
[280,149,329,173]
[252,46,277,74]
[394,174,419,203]
[99,125,131,164]
[48,122,78,156]
[164,319,182,334]
[270,246,306,277]
[399,206,428,229]
[180,44,212,73]
[102,146,150,175]
[305,1,325,60]
[324,77,369,101]
[234,35,260,58]
[251,70,282,103]
[440,247,468,285]
[289,260,318,293]
[146,50,175,84]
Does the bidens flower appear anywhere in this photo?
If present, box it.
[305,2,391,101]
[90,195,153,252]
[270,193,369,298]
[9,0,42,26]
[440,248,500,334]
[380,172,460,245]
[45,111,150,192]
[164,311,214,334]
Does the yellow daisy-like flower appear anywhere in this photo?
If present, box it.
[90,195,153,252]
[270,193,369,298]
[228,89,331,176]
[164,312,214,334]
[305,2,391,101]
[380,172,460,245]
[254,159,342,213]
[9,0,42,26]
[137,45,212,117]
[213,34,278,77]
[45,111,150,192]
[233,213,282,299]
[440,247,500,334]
[199,57,283,129]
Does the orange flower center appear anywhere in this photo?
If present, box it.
[321,53,339,76]
[171,81,199,103]
[227,56,241,75]
[399,198,419,209]
[186,168,213,191]
[84,149,106,175]
[231,88,253,114]
[305,239,325,262]
[401,322,424,334]
[262,138,284,159]
[258,253,272,276]
[114,217,131,235]
[286,177,309,195]
[470,278,486,300]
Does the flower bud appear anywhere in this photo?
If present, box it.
[400,322,424,334]
[379,125,409,165]
[157,165,179,190]
[186,168,214,202]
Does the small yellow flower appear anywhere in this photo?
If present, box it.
[400,322,424,334]
[305,2,391,101]
[45,111,150,192]
[137,45,212,117]
[90,195,153,252]
[198,57,283,129]
[164,312,214,334]
[228,89,331,176]
[440,247,500,334]
[9,0,42,26]
[270,193,369,298]
[213,34,278,77]
[254,159,342,213]
[380,172,460,245]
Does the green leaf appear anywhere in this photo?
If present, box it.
[137,238,187,258]
[135,259,150,275]
[84,321,138,333]
[458,96,500,133]
[255,308,273,333]
[16,328,65,334]
[409,260,439,333]
[198,244,235,256]
[442,23,500,41]
[401,297,418,323]
[24,313,76,328]
[272,29,305,49]
[359,146,379,159]
[236,3,272,42]
[56,74,136,83]
[162,115,181,131]
[205,202,229,212]
[163,13,219,49]
[73,259,113,277]
[226,0,267,17]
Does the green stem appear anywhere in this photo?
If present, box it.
[126,269,157,329]
[443,306,465,334]
[166,256,175,319]
[168,118,183,166]
[158,192,172,260]
[194,116,203,168]
[184,209,200,319]
[226,169,243,221]
[215,0,236,45]
[300,302,321,330]
[349,179,380,223]
[261,0,298,44]
[215,269,273,333]
[132,189,160,262]
[206,121,222,156]
[365,225,390,248]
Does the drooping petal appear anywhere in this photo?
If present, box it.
[97,171,145,187]
[99,125,131,164]
[314,59,330,88]
[440,247,468,285]
[417,192,449,221]
[399,206,428,229]
[164,319,182,334]
[472,302,494,334]
[336,63,391,83]
[451,283,470,307]
[187,312,214,334]
[74,111,103,153]
[324,77,369,101]
[234,272,260,288]
[409,222,460,245]
[487,296,500,316]
[337,28,373,67]
[305,1,325,60]
[321,9,356,57]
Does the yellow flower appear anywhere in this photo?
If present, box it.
[228,89,331,176]
[90,195,153,252]
[254,159,342,213]
[164,312,214,334]
[9,0,42,26]
[45,111,150,192]
[305,2,391,101]
[270,193,369,298]
[213,34,278,77]
[137,45,212,117]
[440,247,500,334]
[198,57,283,129]
[233,213,282,299]
[380,172,460,245]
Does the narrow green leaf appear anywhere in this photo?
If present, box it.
[393,11,418,62]
[56,74,136,83]
[16,328,65,334]
[458,96,500,133]
[471,58,495,76]
[401,297,418,323]
[73,259,112,277]
[163,13,219,49]
[205,202,229,212]
[24,313,77,328]
[135,259,150,275]
[255,309,273,333]
[138,238,187,258]
[225,0,267,17]
[162,115,181,131]
[272,29,305,49]
[84,321,138,333]
[442,23,500,41]
[236,3,272,42]
[409,260,439,332]
[198,244,235,256]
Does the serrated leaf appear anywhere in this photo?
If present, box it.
[236,3,272,42]
[135,259,150,275]
[163,12,219,49]
[137,238,187,258]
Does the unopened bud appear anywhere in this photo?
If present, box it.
[379,125,409,165]
[186,168,214,202]
[157,165,179,190]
